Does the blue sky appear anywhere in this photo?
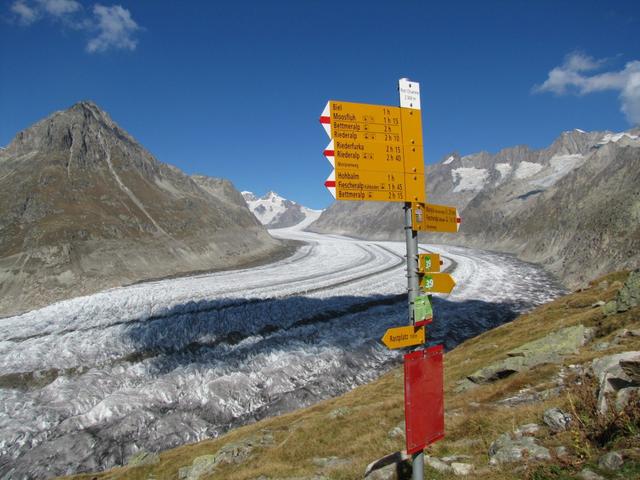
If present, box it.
[1,1,639,209]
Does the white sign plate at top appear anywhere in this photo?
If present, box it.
[398,78,421,110]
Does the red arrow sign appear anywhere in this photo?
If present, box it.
[324,170,336,198]
[323,140,335,167]
[319,101,331,138]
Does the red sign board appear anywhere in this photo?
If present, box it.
[404,345,444,454]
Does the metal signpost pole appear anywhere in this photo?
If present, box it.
[404,203,420,322]
[321,80,447,480]
[398,78,424,479]
[404,202,423,479]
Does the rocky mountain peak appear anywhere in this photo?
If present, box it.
[3,101,137,160]
[241,191,257,202]
[243,190,321,228]
[265,190,282,201]
[546,129,603,157]
[0,104,285,316]
[441,152,460,165]
[65,101,123,135]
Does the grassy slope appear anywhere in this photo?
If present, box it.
[64,270,640,480]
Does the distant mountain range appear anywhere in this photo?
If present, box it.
[242,190,322,228]
[309,128,640,287]
[0,102,287,316]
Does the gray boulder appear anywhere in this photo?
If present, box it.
[577,468,605,480]
[508,325,593,359]
[592,351,640,413]
[388,422,405,439]
[186,455,217,480]
[468,356,527,384]
[616,269,640,312]
[554,446,568,458]
[423,456,451,473]
[496,387,562,406]
[468,325,592,384]
[616,387,640,411]
[602,301,618,316]
[366,464,397,480]
[593,341,611,351]
[364,451,411,479]
[543,408,572,432]
[515,423,540,435]
[451,462,474,475]
[598,451,624,471]
[453,378,477,392]
[488,433,551,465]
[179,432,273,479]
[440,455,472,464]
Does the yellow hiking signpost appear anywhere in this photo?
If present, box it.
[320,79,461,480]
[381,325,425,349]
[412,202,461,233]
[320,100,425,203]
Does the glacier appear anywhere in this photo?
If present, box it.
[0,225,565,478]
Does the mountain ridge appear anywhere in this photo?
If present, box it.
[308,128,640,287]
[0,101,287,316]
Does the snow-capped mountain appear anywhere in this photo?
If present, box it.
[242,190,322,228]
[309,128,640,287]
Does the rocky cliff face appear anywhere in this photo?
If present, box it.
[308,129,640,287]
[0,102,286,316]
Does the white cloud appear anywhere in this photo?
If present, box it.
[563,52,605,73]
[11,0,38,25]
[534,52,640,125]
[621,70,640,125]
[86,4,139,53]
[7,1,141,54]
[37,0,80,17]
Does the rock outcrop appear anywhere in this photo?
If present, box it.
[465,325,593,386]
[488,432,551,465]
[591,351,640,413]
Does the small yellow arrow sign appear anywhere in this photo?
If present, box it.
[381,325,425,349]
[418,253,441,273]
[420,273,456,294]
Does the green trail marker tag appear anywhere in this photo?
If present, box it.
[413,295,433,324]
